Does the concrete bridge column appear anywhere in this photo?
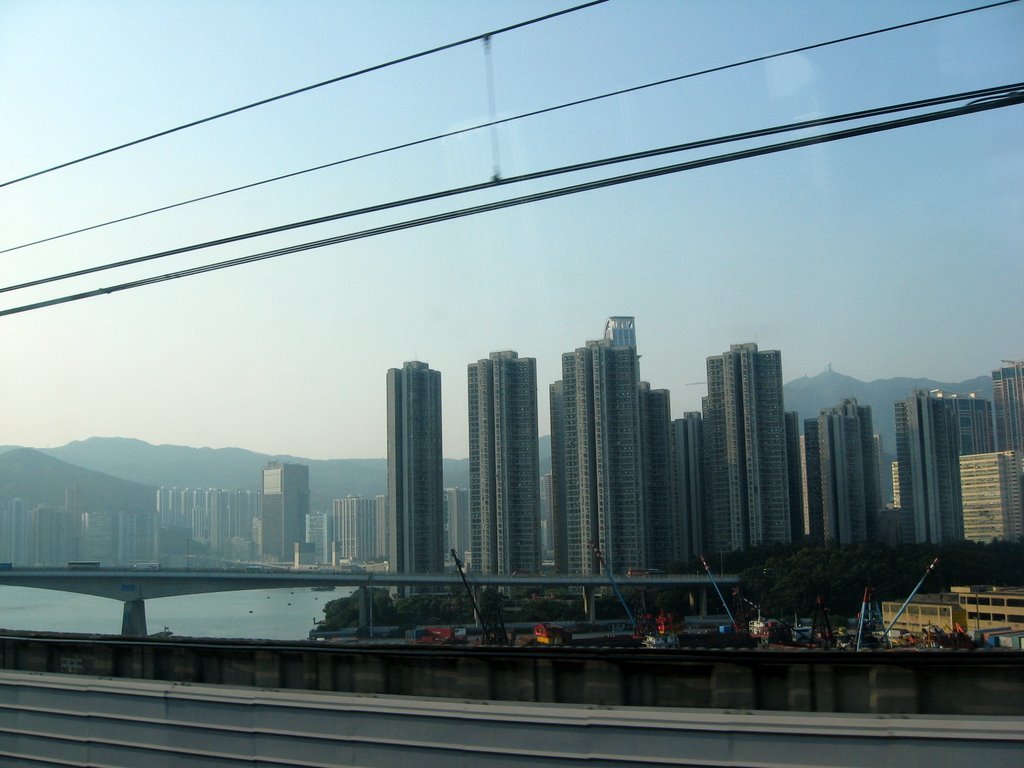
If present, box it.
[700,586,708,618]
[357,586,371,629]
[582,586,596,623]
[121,599,148,636]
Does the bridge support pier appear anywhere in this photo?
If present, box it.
[121,599,148,636]
[357,586,375,629]
[582,586,596,623]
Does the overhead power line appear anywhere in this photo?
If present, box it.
[0,0,609,190]
[2,82,1020,297]
[3,82,1018,297]
[2,89,1020,319]
[2,0,1017,256]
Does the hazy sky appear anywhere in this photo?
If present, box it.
[1,1,1021,460]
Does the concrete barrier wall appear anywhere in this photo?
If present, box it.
[2,632,1022,716]
[1,670,1021,768]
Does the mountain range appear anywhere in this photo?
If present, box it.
[0,368,994,513]
[0,447,156,513]
[783,368,992,454]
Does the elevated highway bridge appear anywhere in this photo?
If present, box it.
[0,568,735,635]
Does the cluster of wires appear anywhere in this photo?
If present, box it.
[2,0,1021,318]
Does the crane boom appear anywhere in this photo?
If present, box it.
[699,555,738,629]
[882,556,940,647]
[591,543,636,628]
[450,549,508,646]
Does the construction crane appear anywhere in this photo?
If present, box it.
[590,542,637,630]
[450,549,509,646]
[855,587,884,651]
[699,555,738,631]
[882,556,940,647]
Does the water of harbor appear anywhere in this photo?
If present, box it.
[0,586,355,640]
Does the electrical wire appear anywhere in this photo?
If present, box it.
[3,90,1019,318]
[0,0,609,190]
[2,83,1019,297]
[2,0,1017,256]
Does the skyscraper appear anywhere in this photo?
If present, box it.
[550,320,644,574]
[540,473,554,561]
[959,452,1023,542]
[935,391,994,456]
[894,390,963,544]
[640,383,677,570]
[548,380,570,572]
[387,361,444,575]
[305,511,333,564]
[815,398,881,545]
[993,361,1024,454]
[444,487,470,567]
[374,494,389,565]
[260,462,310,563]
[672,413,703,564]
[702,343,790,552]
[603,316,636,347]
[784,411,805,543]
[468,351,541,574]
[803,419,825,545]
[332,496,377,562]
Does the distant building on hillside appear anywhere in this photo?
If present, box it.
[332,496,377,563]
[260,462,309,563]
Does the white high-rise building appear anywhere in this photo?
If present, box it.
[332,496,377,562]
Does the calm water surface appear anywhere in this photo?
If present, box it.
[0,586,355,640]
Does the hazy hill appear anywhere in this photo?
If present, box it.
[10,437,467,512]
[0,447,156,512]
[783,369,992,452]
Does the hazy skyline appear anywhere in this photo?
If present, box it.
[1,1,1021,460]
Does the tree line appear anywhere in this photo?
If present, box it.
[319,541,1023,630]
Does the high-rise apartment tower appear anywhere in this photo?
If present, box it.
[894,390,963,544]
[550,319,645,574]
[468,351,541,574]
[993,361,1024,454]
[387,361,444,575]
[702,343,791,552]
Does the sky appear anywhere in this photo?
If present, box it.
[1,0,1021,460]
